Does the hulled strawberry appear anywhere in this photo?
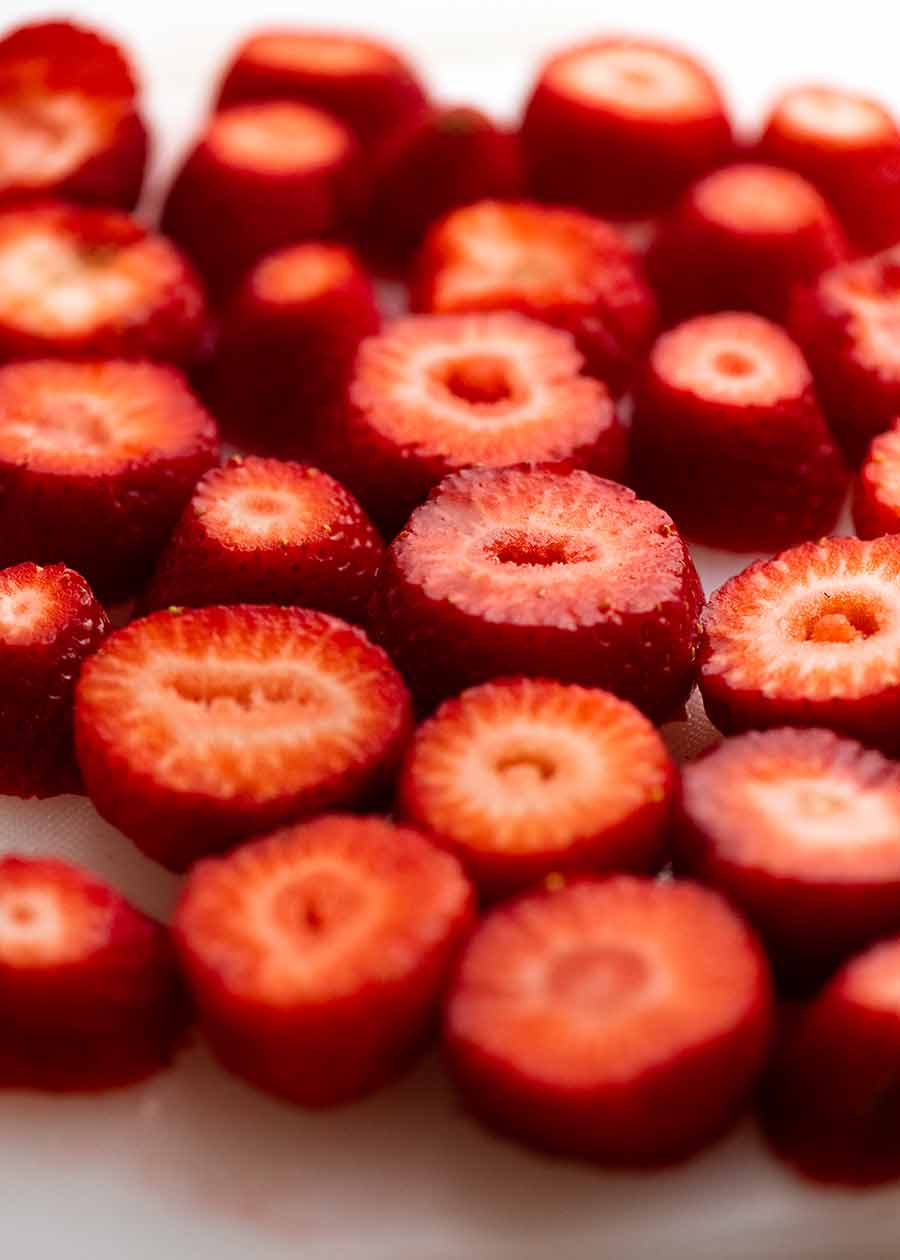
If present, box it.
[411,200,657,396]
[75,606,412,871]
[0,857,187,1090]
[204,241,379,456]
[0,360,218,599]
[367,467,703,718]
[0,562,108,797]
[162,101,363,299]
[521,38,733,219]
[699,536,900,753]
[445,875,773,1164]
[855,419,900,538]
[318,312,625,534]
[397,678,674,898]
[143,457,383,623]
[174,814,473,1105]
[630,312,847,550]
[756,85,900,252]
[214,28,427,147]
[0,202,206,365]
[0,20,147,210]
[647,163,850,324]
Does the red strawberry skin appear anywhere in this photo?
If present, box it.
[0,857,188,1091]
[173,815,474,1105]
[142,457,384,623]
[0,562,109,797]
[214,28,428,147]
[368,467,703,718]
[854,420,900,538]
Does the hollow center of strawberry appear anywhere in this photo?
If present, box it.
[803,597,879,643]
[165,667,322,713]
[714,349,754,378]
[548,944,648,1012]
[437,355,516,406]
[495,751,557,785]
[488,530,591,567]
[273,868,364,945]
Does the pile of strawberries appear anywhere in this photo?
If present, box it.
[9,18,900,1190]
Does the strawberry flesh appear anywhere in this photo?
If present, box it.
[854,418,900,537]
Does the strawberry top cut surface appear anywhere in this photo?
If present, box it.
[251,240,358,304]
[0,856,119,969]
[693,163,834,235]
[238,31,406,76]
[208,102,351,175]
[769,86,898,150]
[545,40,723,122]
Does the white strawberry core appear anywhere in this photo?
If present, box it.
[826,252,900,374]
[253,242,353,303]
[777,87,895,146]
[551,44,719,120]
[246,32,392,74]
[654,312,809,405]
[0,91,109,188]
[211,102,348,172]
[695,164,825,233]
[844,939,900,1013]
[0,882,108,967]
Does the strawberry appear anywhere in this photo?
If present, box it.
[0,360,218,599]
[854,419,900,538]
[647,163,850,324]
[756,85,900,252]
[214,28,427,147]
[0,562,108,797]
[0,857,188,1090]
[790,247,900,463]
[521,38,733,219]
[317,312,626,534]
[367,466,703,718]
[675,727,900,981]
[445,875,774,1165]
[699,536,900,754]
[411,200,657,397]
[174,814,474,1105]
[143,457,383,623]
[630,312,847,551]
[162,101,363,300]
[0,20,147,210]
[204,241,379,457]
[760,935,900,1185]
[397,677,674,898]
[0,202,207,365]
[75,606,412,871]
[362,104,522,269]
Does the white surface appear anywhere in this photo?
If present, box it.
[0,3,898,1256]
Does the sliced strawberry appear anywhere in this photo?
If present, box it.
[367,467,703,718]
[0,359,218,599]
[0,562,108,797]
[855,419,900,537]
[162,101,363,300]
[143,457,383,623]
[760,936,900,1185]
[0,857,188,1090]
[411,200,657,396]
[756,85,900,252]
[75,606,413,871]
[699,536,900,753]
[174,813,473,1105]
[397,677,674,898]
[0,202,207,365]
[318,312,625,533]
[204,241,379,456]
[214,28,427,147]
[631,312,847,550]
[647,163,850,323]
[790,247,900,463]
[521,38,733,219]
[445,875,773,1164]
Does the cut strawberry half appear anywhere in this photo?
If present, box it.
[521,38,733,219]
[214,28,427,147]
[699,536,900,753]
[790,247,900,463]
[143,457,383,623]
[647,163,850,323]
[756,85,900,252]
[204,241,379,456]
[0,562,108,798]
[0,21,147,210]
[445,875,773,1164]
[162,101,363,300]
[760,935,900,1185]
[855,419,900,537]
[318,312,625,534]
[75,606,413,871]
[0,202,207,365]
[411,200,657,396]
[630,312,847,550]
[397,677,674,898]
[174,814,473,1105]
[0,857,188,1090]
[0,359,218,599]
[675,727,900,980]
[367,466,703,718]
